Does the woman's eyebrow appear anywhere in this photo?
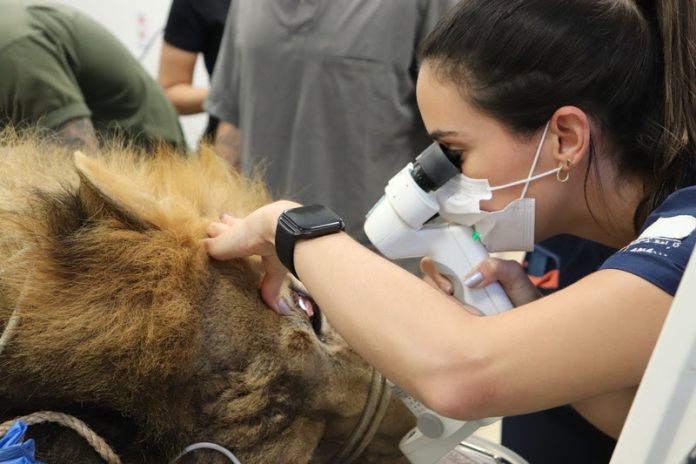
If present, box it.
[428,129,463,139]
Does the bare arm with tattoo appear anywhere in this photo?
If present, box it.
[214,121,242,169]
[55,117,99,150]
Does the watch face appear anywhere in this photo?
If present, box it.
[285,205,344,234]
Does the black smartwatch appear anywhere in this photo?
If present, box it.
[275,205,345,278]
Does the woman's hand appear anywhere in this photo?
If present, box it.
[420,256,542,308]
[420,257,484,315]
[205,200,301,310]
[420,257,454,295]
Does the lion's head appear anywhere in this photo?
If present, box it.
[0,134,414,463]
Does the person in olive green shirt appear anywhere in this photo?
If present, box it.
[0,0,186,152]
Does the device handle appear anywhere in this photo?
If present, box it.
[433,261,512,316]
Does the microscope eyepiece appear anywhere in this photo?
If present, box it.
[410,143,461,192]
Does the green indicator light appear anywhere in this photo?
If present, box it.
[472,231,481,241]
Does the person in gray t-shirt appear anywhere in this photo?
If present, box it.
[206,0,457,245]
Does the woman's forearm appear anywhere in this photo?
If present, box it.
[294,232,493,418]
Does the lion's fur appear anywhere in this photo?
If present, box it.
[0,132,412,463]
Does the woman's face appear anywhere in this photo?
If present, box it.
[416,61,561,216]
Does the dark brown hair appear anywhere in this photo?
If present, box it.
[420,0,696,231]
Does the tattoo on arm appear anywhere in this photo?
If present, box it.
[55,117,99,150]
[214,121,242,169]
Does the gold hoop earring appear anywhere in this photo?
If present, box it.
[556,160,571,183]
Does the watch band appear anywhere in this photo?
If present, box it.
[275,205,345,279]
[276,213,302,278]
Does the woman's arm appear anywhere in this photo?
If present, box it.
[293,231,670,418]
[206,204,672,422]
[157,42,208,115]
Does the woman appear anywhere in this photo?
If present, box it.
[205,0,696,446]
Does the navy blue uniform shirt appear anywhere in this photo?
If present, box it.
[600,186,696,295]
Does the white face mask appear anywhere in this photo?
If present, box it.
[435,121,559,252]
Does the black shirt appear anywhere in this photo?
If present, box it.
[163,0,230,138]
[164,0,230,76]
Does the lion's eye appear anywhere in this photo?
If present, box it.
[292,287,323,337]
[297,293,314,316]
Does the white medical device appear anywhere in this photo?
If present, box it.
[390,383,503,464]
[364,144,513,315]
[364,144,515,463]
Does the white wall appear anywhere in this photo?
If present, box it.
[52,0,210,150]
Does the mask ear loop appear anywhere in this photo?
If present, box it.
[520,121,551,198]
[488,122,556,194]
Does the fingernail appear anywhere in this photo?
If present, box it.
[220,213,233,221]
[464,272,483,288]
[275,298,293,316]
[439,281,453,294]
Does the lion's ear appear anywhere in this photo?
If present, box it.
[73,151,162,230]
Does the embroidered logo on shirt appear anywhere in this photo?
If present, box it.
[639,215,696,240]
[622,215,696,258]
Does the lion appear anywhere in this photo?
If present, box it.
[0,132,414,463]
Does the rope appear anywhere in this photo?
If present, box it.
[0,411,121,464]
[329,368,392,464]
[342,371,392,463]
